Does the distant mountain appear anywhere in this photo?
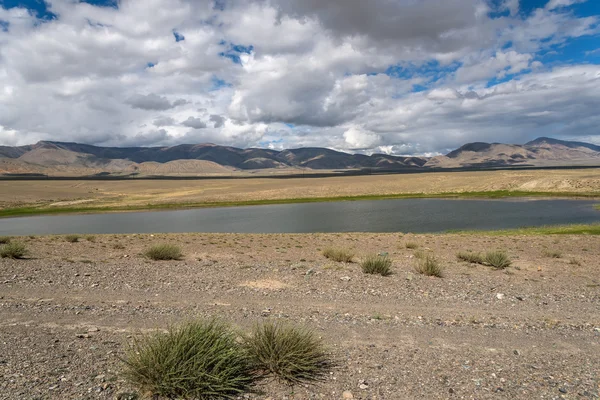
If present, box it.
[427,137,600,168]
[0,137,598,176]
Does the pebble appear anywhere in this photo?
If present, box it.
[342,391,354,399]
[496,293,505,300]
[340,276,351,282]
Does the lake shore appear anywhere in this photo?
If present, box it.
[1,168,600,218]
[1,232,599,399]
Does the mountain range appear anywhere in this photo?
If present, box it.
[1,137,599,177]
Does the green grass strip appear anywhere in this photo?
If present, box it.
[0,190,599,218]
[446,224,600,235]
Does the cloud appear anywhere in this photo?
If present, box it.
[0,0,599,155]
[126,93,186,111]
[182,116,207,129]
[210,114,225,128]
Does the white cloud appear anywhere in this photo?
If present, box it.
[0,0,598,155]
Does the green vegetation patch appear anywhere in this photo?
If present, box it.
[122,319,255,399]
[145,244,183,261]
[484,250,512,269]
[322,248,354,263]
[0,242,27,259]
[244,321,334,385]
[65,234,81,243]
[361,254,393,276]
[414,254,444,278]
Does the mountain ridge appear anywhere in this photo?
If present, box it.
[1,137,599,176]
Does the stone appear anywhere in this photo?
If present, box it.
[496,293,505,300]
[342,391,354,399]
[340,276,351,282]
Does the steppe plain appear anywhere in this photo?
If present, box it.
[1,169,599,399]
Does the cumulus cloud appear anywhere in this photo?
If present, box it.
[127,93,186,111]
[0,0,599,155]
[182,116,207,129]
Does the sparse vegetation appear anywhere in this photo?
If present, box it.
[85,235,96,242]
[414,255,444,277]
[542,249,562,258]
[413,249,427,259]
[322,248,353,263]
[568,258,581,266]
[484,250,511,269]
[244,321,334,384]
[405,242,419,249]
[65,234,80,243]
[361,254,392,276]
[0,236,11,244]
[122,319,255,399]
[457,251,484,264]
[0,242,27,259]
[113,243,125,250]
[145,244,183,260]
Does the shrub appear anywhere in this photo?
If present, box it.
[85,235,96,242]
[484,250,511,269]
[0,236,11,244]
[145,244,183,260]
[415,255,443,277]
[413,249,427,259]
[65,234,80,243]
[457,251,484,264]
[542,249,562,258]
[322,248,353,263]
[405,242,419,249]
[361,254,392,276]
[244,321,334,384]
[0,242,27,259]
[122,319,255,400]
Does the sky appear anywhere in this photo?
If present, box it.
[0,0,599,155]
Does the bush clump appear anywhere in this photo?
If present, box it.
[0,236,11,244]
[0,242,27,259]
[414,255,443,277]
[484,250,511,269]
[361,254,392,276]
[405,242,419,249]
[122,319,255,400]
[457,251,484,264]
[65,234,80,243]
[322,248,353,263]
[145,244,183,260]
[244,321,334,384]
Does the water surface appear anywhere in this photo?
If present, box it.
[1,198,598,235]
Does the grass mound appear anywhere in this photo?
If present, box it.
[145,244,183,260]
[405,242,419,249]
[457,251,484,264]
[244,321,334,385]
[122,319,255,400]
[65,234,80,243]
[0,242,27,259]
[415,255,443,277]
[322,248,353,263]
[361,254,392,276]
[484,250,511,269]
[0,236,11,244]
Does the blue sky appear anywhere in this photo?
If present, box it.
[0,0,599,154]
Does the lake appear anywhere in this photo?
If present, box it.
[0,198,599,235]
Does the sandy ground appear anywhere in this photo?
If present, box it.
[1,232,599,399]
[1,169,600,210]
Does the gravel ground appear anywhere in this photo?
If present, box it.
[1,232,599,399]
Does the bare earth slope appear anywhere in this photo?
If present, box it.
[1,233,599,399]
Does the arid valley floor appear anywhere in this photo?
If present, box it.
[1,232,599,399]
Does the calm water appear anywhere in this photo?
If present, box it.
[1,198,599,235]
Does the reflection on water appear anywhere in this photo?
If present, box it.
[0,198,599,235]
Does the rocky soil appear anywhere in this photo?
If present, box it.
[1,232,599,399]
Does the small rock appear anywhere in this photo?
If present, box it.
[496,293,505,300]
[342,391,354,399]
[358,380,368,390]
[76,333,91,339]
[261,309,271,316]
[514,349,520,356]
[559,388,567,394]
[340,276,351,282]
